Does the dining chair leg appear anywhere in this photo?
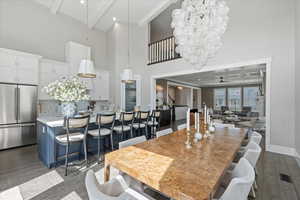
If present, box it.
[254,179,258,190]
[65,144,69,176]
[251,185,256,199]
[145,127,148,139]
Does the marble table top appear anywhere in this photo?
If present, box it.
[105,127,246,200]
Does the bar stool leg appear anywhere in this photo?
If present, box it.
[110,133,114,151]
[83,138,88,166]
[145,127,148,139]
[65,144,69,176]
[97,136,101,164]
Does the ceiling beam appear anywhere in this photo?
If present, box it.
[89,0,116,29]
[138,0,178,27]
[51,0,64,14]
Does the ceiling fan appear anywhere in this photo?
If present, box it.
[218,76,227,83]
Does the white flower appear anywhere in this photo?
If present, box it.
[43,76,90,103]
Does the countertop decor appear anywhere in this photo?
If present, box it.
[43,77,90,117]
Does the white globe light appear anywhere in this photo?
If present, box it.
[171,0,229,68]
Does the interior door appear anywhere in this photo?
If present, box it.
[0,84,18,125]
[18,85,37,123]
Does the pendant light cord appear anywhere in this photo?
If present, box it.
[86,0,89,60]
[128,0,130,68]
[86,0,88,42]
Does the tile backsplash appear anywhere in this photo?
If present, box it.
[38,100,111,117]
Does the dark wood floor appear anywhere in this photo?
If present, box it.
[0,127,299,199]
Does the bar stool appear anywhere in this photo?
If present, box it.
[132,111,150,137]
[113,112,134,143]
[55,115,90,176]
[88,113,116,163]
[144,110,161,138]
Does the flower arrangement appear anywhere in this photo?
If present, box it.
[43,77,90,103]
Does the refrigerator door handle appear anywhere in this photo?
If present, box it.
[0,124,19,129]
[15,87,18,121]
[17,87,20,121]
[19,123,36,127]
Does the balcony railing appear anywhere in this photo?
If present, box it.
[148,36,181,65]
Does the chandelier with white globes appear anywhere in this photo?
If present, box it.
[171,0,229,67]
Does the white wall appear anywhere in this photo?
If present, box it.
[111,0,296,150]
[295,0,300,161]
[107,22,151,108]
[0,0,107,70]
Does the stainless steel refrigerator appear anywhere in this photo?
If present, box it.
[0,83,37,150]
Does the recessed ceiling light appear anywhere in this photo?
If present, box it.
[113,17,117,22]
[80,0,85,5]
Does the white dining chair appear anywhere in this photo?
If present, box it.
[214,158,255,200]
[250,131,262,145]
[119,136,147,149]
[118,136,147,193]
[85,170,153,200]
[243,141,262,197]
[231,141,261,198]
[214,123,235,128]
[156,128,173,138]
[177,124,187,130]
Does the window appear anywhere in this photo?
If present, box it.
[214,88,226,110]
[228,88,242,111]
[243,87,259,111]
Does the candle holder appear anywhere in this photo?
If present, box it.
[185,130,192,149]
[194,112,202,143]
[203,123,211,138]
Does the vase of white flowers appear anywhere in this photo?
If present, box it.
[43,77,90,117]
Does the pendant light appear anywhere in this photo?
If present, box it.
[78,0,96,78]
[121,0,134,83]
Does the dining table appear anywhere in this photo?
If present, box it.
[104,127,246,200]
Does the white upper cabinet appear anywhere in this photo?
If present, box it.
[90,70,109,101]
[39,59,70,100]
[0,50,17,83]
[0,48,41,84]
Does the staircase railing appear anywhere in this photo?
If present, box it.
[148,36,181,65]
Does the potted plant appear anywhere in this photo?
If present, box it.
[43,77,90,117]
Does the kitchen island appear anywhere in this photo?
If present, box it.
[37,116,100,168]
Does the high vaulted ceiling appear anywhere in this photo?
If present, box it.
[33,0,177,32]
[165,64,266,88]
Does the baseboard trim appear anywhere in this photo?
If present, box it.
[266,144,296,157]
